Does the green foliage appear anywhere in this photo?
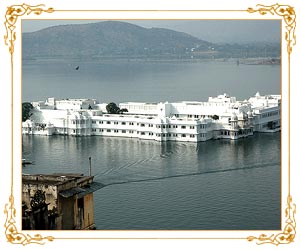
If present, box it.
[106,102,120,114]
[22,102,33,122]
[119,108,128,114]
[106,103,128,114]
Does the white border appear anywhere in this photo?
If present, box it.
[1,0,299,249]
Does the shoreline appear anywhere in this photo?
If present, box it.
[22,56,281,65]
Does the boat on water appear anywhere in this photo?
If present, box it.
[22,159,34,166]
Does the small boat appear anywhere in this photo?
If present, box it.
[22,159,34,166]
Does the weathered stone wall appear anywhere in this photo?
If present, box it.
[22,183,58,210]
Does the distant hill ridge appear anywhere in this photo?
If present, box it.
[22,21,213,59]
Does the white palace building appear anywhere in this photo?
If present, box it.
[22,92,281,142]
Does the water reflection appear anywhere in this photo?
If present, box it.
[22,133,280,186]
[22,133,280,230]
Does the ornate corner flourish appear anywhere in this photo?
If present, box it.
[4,3,54,54]
[247,196,296,245]
[4,3,54,245]
[247,3,296,55]
[247,3,296,246]
[2,2,297,246]
[4,195,54,245]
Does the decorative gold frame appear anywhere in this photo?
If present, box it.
[246,4,296,246]
[3,2,296,246]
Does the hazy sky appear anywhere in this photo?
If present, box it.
[22,20,280,44]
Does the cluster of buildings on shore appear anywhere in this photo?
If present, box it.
[22,92,280,142]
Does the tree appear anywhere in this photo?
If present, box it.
[106,102,120,114]
[119,108,128,114]
[22,102,33,122]
[106,103,128,114]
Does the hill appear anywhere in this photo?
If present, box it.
[22,21,214,59]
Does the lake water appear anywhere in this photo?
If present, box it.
[22,59,281,230]
[22,59,280,103]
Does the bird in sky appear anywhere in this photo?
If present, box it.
[75,66,79,70]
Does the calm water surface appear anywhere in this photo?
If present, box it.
[22,133,280,230]
[22,59,280,103]
[22,59,280,230]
